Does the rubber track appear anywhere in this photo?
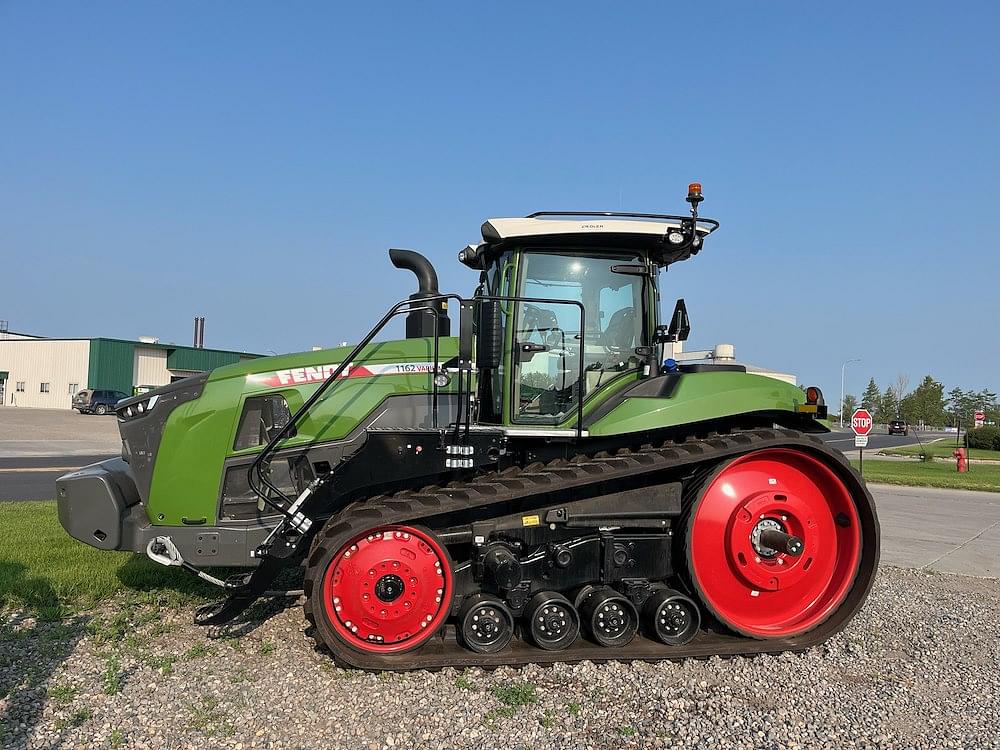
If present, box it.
[302,428,880,671]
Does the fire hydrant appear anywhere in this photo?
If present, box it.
[954,447,968,473]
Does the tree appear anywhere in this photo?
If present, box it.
[948,387,977,428]
[881,386,899,420]
[861,378,882,421]
[978,388,999,425]
[949,387,999,427]
[893,373,910,404]
[900,375,946,428]
[841,393,858,423]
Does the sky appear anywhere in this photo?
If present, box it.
[1,1,997,401]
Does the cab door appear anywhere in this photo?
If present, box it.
[509,251,646,426]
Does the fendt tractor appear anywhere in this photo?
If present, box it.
[57,185,879,670]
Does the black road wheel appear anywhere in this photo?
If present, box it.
[524,591,580,651]
[643,586,700,646]
[457,594,514,654]
[575,585,638,648]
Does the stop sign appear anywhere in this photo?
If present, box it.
[975,410,985,422]
[851,409,873,436]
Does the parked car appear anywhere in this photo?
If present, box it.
[888,419,909,436]
[72,389,129,415]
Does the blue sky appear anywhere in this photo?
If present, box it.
[1,1,997,400]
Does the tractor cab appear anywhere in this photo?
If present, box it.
[459,186,717,430]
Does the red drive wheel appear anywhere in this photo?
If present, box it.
[320,525,452,654]
[686,448,862,638]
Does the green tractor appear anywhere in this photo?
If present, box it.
[57,185,878,669]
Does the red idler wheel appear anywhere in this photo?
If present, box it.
[685,448,862,638]
[320,525,452,654]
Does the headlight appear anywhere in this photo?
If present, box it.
[118,394,157,421]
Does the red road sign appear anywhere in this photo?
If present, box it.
[975,410,985,422]
[851,409,874,436]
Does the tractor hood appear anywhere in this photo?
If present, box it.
[137,337,458,527]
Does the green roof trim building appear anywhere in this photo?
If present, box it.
[0,334,260,409]
[86,338,258,394]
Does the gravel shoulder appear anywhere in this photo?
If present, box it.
[2,567,997,750]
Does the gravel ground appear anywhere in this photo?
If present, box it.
[2,567,997,750]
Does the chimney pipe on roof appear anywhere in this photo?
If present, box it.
[193,317,205,348]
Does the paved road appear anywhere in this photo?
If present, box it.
[0,454,113,501]
[818,429,951,455]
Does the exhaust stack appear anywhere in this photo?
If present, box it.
[389,249,450,339]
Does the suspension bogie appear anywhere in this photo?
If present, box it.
[443,525,698,656]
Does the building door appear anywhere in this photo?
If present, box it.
[0,372,7,407]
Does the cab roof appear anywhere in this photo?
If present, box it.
[459,211,719,270]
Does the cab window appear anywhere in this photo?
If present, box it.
[513,251,645,423]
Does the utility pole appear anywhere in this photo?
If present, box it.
[840,358,861,428]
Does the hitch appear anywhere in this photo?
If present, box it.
[146,536,230,588]
[146,536,304,627]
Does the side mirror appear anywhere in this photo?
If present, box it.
[476,299,504,369]
[657,298,690,343]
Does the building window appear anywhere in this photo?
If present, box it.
[40,382,50,393]
[68,383,79,394]
[15,382,25,392]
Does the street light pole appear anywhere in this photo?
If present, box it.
[840,357,861,428]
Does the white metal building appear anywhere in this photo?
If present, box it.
[0,331,257,409]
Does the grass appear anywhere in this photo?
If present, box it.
[103,653,123,695]
[188,697,234,738]
[142,653,177,675]
[491,681,538,708]
[881,438,1000,461]
[184,642,212,660]
[852,459,1000,492]
[485,681,539,722]
[0,501,218,615]
[54,707,92,731]
[47,682,77,705]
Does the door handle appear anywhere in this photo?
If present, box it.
[516,342,548,363]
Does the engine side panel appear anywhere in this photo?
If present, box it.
[144,337,458,526]
[586,371,809,437]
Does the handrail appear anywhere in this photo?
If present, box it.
[248,292,588,515]
[248,293,462,512]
